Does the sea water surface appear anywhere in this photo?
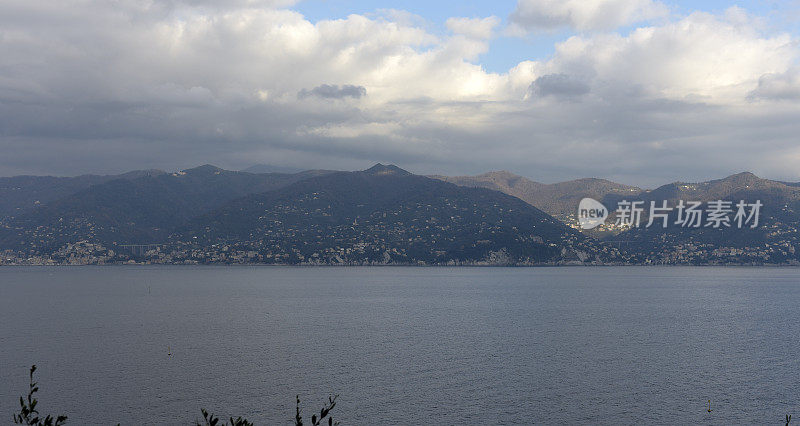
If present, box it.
[1,266,798,425]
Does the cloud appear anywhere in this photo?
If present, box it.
[298,84,367,99]
[529,74,590,98]
[748,69,800,101]
[446,16,501,40]
[0,1,799,185]
[541,10,796,102]
[164,0,300,10]
[510,0,668,32]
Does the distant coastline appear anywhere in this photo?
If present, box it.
[2,260,799,267]
[3,165,799,267]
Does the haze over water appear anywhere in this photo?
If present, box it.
[1,266,798,424]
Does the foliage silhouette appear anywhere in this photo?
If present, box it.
[294,394,339,426]
[195,395,339,426]
[13,365,339,425]
[195,408,254,426]
[12,365,67,426]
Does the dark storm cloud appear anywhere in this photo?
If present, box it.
[298,85,367,100]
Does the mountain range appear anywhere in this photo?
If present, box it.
[438,170,800,263]
[1,165,798,265]
[432,171,642,222]
[176,164,611,265]
[0,164,617,265]
[613,172,800,263]
[0,169,166,217]
[0,165,333,250]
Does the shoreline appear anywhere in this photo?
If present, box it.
[2,262,799,267]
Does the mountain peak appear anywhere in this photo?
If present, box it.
[713,171,766,188]
[363,164,411,176]
[724,171,759,181]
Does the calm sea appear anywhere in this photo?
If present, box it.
[1,266,798,425]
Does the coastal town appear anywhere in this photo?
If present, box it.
[2,235,798,266]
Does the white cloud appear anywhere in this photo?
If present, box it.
[535,9,797,103]
[446,16,501,40]
[510,0,668,32]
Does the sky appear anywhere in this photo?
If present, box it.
[1,0,799,186]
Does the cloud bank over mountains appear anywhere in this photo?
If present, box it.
[0,0,799,185]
